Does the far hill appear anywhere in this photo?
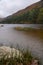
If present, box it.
[1,0,43,24]
[0,18,4,22]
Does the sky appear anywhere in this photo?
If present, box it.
[0,0,40,18]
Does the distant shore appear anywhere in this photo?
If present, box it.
[15,27,43,31]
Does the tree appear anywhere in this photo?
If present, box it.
[29,8,39,23]
[37,8,43,24]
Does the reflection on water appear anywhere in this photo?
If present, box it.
[0,24,43,65]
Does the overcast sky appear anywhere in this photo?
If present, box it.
[0,0,40,18]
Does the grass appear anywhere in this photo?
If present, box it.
[15,27,34,31]
[15,27,43,31]
[0,47,39,65]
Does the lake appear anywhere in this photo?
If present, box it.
[0,24,43,65]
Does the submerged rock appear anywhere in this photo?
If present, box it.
[31,59,39,65]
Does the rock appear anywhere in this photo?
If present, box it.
[31,59,39,65]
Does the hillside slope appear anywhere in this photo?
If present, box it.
[1,1,43,24]
[0,18,4,22]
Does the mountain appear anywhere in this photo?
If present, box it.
[1,0,43,24]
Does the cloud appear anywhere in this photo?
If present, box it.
[0,0,40,17]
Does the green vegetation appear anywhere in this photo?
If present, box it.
[15,27,43,31]
[1,7,43,24]
[37,8,43,23]
[15,27,35,31]
[0,48,39,65]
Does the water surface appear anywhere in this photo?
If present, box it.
[0,24,43,65]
